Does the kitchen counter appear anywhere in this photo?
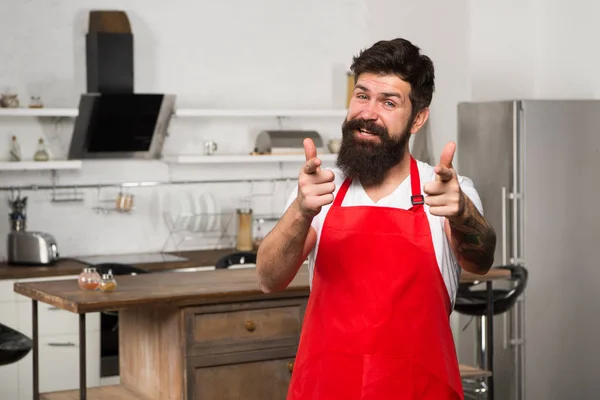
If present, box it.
[14,266,509,400]
[0,249,235,280]
[14,264,308,313]
[13,267,509,314]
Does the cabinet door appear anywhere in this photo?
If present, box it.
[18,331,100,398]
[191,357,295,400]
[0,363,19,400]
[17,301,100,337]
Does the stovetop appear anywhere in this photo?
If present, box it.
[78,252,189,265]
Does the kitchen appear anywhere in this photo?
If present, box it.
[1,1,600,400]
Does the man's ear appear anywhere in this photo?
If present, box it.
[410,107,430,135]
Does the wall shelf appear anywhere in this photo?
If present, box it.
[174,109,347,118]
[0,108,77,117]
[0,108,347,119]
[163,154,338,164]
[0,160,82,171]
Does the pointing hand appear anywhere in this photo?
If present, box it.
[423,142,465,219]
[295,138,336,219]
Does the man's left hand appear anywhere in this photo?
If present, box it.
[423,141,465,220]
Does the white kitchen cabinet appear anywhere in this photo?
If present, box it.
[17,301,99,338]
[0,301,21,400]
[0,363,19,400]
[18,331,101,399]
[0,279,17,303]
[0,274,101,399]
[0,300,18,332]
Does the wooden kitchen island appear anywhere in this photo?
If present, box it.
[13,266,510,400]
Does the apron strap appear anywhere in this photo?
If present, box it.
[333,178,352,207]
[409,156,425,206]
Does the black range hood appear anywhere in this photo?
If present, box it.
[68,10,176,160]
[68,93,175,159]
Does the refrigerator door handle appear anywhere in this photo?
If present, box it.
[502,186,509,350]
[502,186,507,265]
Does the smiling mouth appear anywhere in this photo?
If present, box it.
[357,129,379,137]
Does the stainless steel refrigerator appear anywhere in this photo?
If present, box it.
[456,100,600,400]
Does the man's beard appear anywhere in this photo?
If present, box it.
[335,117,413,187]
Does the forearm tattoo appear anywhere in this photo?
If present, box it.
[449,197,497,269]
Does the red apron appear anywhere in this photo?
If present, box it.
[287,156,463,400]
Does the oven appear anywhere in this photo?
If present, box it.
[100,311,120,377]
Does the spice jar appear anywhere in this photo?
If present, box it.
[99,270,117,292]
[78,267,101,291]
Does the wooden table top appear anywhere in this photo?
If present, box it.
[13,265,510,314]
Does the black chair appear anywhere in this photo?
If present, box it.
[215,251,257,269]
[0,323,32,366]
[454,265,528,400]
[455,265,528,317]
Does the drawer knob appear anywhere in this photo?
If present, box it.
[245,320,256,332]
[287,362,294,372]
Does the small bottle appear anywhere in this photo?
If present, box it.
[78,267,100,291]
[99,269,117,292]
[9,136,21,161]
[33,138,49,161]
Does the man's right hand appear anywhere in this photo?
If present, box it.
[294,138,336,219]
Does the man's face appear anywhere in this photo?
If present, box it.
[336,72,427,186]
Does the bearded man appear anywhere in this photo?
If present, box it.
[256,37,496,400]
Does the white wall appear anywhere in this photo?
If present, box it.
[0,0,471,259]
[468,0,600,101]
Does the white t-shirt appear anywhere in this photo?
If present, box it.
[284,159,484,307]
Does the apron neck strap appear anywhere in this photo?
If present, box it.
[409,156,424,206]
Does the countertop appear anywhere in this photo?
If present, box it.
[13,266,510,314]
[0,249,235,280]
[14,264,309,313]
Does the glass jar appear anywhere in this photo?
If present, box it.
[99,270,117,292]
[78,267,101,291]
[236,208,253,251]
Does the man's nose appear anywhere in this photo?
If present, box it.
[358,102,378,120]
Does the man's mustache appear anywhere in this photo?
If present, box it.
[343,119,388,138]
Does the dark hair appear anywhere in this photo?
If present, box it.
[350,38,435,117]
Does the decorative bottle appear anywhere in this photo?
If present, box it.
[33,138,49,161]
[9,136,21,161]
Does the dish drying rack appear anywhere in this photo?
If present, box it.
[160,210,282,252]
[161,181,288,252]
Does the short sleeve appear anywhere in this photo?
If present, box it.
[458,175,484,216]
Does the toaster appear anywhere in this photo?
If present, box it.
[7,231,59,266]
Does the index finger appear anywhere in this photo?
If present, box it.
[435,165,454,182]
[303,157,322,174]
[304,138,317,161]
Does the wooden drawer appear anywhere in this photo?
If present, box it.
[184,298,306,357]
[186,347,296,400]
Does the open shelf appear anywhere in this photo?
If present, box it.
[0,108,77,117]
[163,154,337,164]
[0,108,347,119]
[174,108,347,118]
[0,160,82,171]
